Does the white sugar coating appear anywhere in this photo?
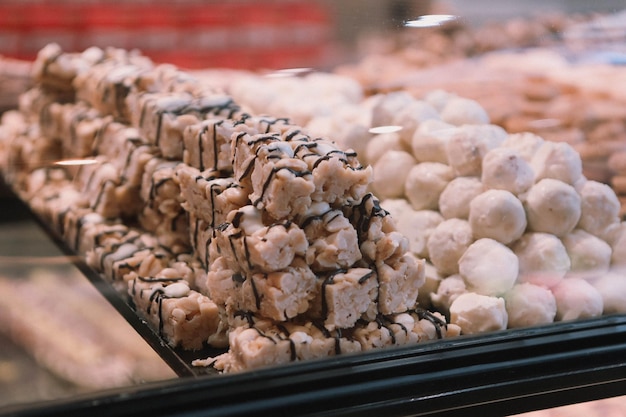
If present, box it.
[449,292,508,335]
[608,223,626,267]
[562,229,612,274]
[469,189,527,245]
[530,141,583,185]
[423,89,457,112]
[338,123,372,160]
[501,132,545,162]
[163,282,191,298]
[379,198,413,218]
[228,205,264,234]
[440,96,490,126]
[404,162,454,211]
[410,119,456,164]
[427,218,474,276]
[382,198,444,258]
[430,274,467,316]
[551,278,603,321]
[370,91,415,127]
[439,176,484,220]
[524,178,581,237]
[417,262,443,310]
[577,180,621,237]
[504,283,557,328]
[365,131,405,165]
[371,150,416,199]
[481,147,534,195]
[591,271,626,314]
[512,232,570,288]
[459,238,519,296]
[391,99,440,147]
[393,209,443,258]
[444,124,507,177]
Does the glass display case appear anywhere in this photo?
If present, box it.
[1,1,625,416]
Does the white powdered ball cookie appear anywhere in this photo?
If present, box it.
[481,147,534,195]
[431,274,467,316]
[427,218,474,276]
[417,262,443,310]
[591,271,626,314]
[608,223,626,267]
[459,238,519,296]
[512,232,570,288]
[392,99,440,147]
[440,97,490,126]
[530,141,583,185]
[524,178,581,237]
[502,132,545,162]
[504,283,557,328]
[380,197,413,218]
[339,123,372,160]
[400,210,444,258]
[383,199,444,258]
[444,124,507,177]
[405,162,455,211]
[449,292,508,335]
[439,176,484,220]
[371,150,416,199]
[365,131,405,165]
[562,229,612,275]
[551,278,603,321]
[411,119,456,164]
[423,89,457,112]
[371,91,415,127]
[577,180,621,237]
[469,189,527,245]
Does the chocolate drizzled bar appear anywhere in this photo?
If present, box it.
[129,276,224,350]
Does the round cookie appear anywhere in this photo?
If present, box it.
[501,132,545,162]
[592,271,626,314]
[382,201,444,259]
[439,176,484,220]
[458,238,519,296]
[469,189,527,245]
[512,232,570,288]
[365,131,405,165]
[371,150,416,199]
[404,162,454,211]
[524,178,581,237]
[481,147,534,195]
[530,141,583,185]
[504,283,557,328]
[411,119,456,164]
[444,124,507,177]
[551,278,603,322]
[440,96,490,126]
[577,180,621,237]
[430,274,466,317]
[562,229,612,275]
[392,99,440,148]
[427,218,474,276]
[449,292,508,335]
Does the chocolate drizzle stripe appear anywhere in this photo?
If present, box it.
[137,276,184,283]
[250,275,262,310]
[254,166,312,207]
[197,124,208,171]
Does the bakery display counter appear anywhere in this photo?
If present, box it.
[1,2,626,416]
[1,155,626,417]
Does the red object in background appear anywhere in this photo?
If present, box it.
[0,0,334,70]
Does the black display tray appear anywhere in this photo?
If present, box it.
[2,189,626,417]
[4,315,626,417]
